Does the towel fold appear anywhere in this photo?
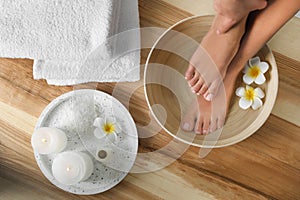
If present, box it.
[33,52,140,85]
[34,0,141,85]
[0,0,140,85]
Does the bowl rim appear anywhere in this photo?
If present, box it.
[144,15,278,148]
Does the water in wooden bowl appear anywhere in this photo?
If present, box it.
[144,16,278,148]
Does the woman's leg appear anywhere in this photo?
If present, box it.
[230,0,300,76]
[185,0,268,101]
[182,0,300,134]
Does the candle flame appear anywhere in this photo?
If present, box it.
[66,167,71,172]
[41,138,47,143]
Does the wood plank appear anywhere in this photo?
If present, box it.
[126,167,269,200]
[272,52,300,126]
[179,116,300,199]
[0,176,57,200]
[139,0,192,27]
[0,118,269,200]
[0,120,262,200]
[161,0,215,16]
[0,0,299,199]
[0,58,71,103]
[1,82,299,199]
[2,110,299,199]
[0,126,161,200]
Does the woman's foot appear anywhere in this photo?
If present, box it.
[181,68,237,134]
[185,14,246,101]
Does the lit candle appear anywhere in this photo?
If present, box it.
[31,127,67,155]
[52,151,94,185]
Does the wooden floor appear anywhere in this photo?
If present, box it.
[0,0,299,199]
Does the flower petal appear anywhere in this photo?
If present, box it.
[106,116,116,124]
[114,123,122,133]
[246,85,252,91]
[94,128,106,139]
[236,87,245,97]
[255,73,266,85]
[243,74,254,85]
[243,64,250,74]
[106,132,119,144]
[249,56,260,67]
[239,97,252,110]
[252,97,263,110]
[254,88,265,98]
[258,62,269,73]
[93,117,105,128]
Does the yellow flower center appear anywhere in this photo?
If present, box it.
[248,65,261,78]
[103,123,115,134]
[244,87,255,101]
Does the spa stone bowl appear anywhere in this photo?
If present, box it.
[144,15,278,148]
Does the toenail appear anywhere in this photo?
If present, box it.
[185,77,188,80]
[203,130,208,134]
[183,123,190,130]
[196,93,200,96]
[205,94,214,101]
[192,90,196,94]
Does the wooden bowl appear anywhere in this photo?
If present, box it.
[144,15,278,148]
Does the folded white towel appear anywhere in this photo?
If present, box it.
[33,0,141,85]
[0,0,140,85]
[33,52,140,85]
[0,0,116,60]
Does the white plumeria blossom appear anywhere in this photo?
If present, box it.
[243,56,269,85]
[93,116,121,144]
[236,85,265,110]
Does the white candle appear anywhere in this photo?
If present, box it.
[31,127,67,155]
[52,151,94,185]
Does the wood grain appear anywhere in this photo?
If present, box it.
[0,0,299,199]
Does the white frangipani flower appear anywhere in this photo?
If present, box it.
[236,85,265,110]
[93,116,121,144]
[243,56,269,85]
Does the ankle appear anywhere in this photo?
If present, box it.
[227,55,247,77]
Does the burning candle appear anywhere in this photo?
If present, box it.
[31,127,67,155]
[52,151,94,185]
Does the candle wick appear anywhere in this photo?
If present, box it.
[41,138,47,143]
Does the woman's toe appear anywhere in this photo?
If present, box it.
[217,116,226,129]
[188,72,200,88]
[185,64,196,81]
[202,118,210,135]
[181,116,195,132]
[194,116,203,134]
[192,78,204,94]
[204,80,221,101]
[181,103,198,132]
[199,84,209,95]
